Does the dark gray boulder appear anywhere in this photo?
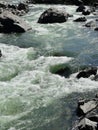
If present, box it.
[38,8,69,24]
[0,11,31,33]
[78,118,98,130]
[74,17,87,22]
[76,67,97,79]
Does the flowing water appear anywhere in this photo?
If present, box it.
[0,1,98,130]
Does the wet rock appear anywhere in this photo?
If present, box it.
[17,3,29,13]
[0,2,29,16]
[0,50,2,57]
[93,75,98,81]
[78,118,98,130]
[7,4,17,9]
[74,0,84,6]
[85,21,96,27]
[82,10,91,15]
[76,67,97,79]
[38,8,68,24]
[94,27,98,31]
[0,11,31,33]
[74,17,87,22]
[76,5,85,12]
[0,2,7,8]
[77,99,98,117]
[93,3,98,8]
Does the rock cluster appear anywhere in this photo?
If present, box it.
[26,0,98,5]
[72,96,98,130]
[0,2,29,16]
[76,67,97,79]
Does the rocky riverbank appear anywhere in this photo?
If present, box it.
[26,0,98,5]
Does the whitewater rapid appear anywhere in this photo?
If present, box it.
[0,3,98,130]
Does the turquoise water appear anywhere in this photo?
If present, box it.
[0,2,98,130]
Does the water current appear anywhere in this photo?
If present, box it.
[0,1,98,130]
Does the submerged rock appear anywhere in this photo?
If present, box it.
[38,8,69,24]
[50,65,71,78]
[0,11,31,33]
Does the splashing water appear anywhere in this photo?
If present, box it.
[0,3,98,130]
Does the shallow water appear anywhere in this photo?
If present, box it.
[0,2,98,130]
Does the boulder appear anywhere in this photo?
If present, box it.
[77,99,97,117]
[76,5,85,12]
[78,118,98,130]
[0,11,31,33]
[76,67,97,79]
[38,8,68,24]
[74,17,87,22]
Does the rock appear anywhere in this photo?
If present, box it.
[17,3,29,13]
[94,27,98,31]
[0,2,6,8]
[85,21,96,27]
[0,2,29,16]
[76,5,85,12]
[51,66,71,78]
[7,4,17,9]
[0,50,2,57]
[78,118,98,130]
[93,3,98,8]
[82,10,91,15]
[38,8,68,24]
[76,67,97,79]
[93,75,98,81]
[0,11,31,33]
[74,17,87,22]
[88,115,98,122]
[74,0,84,6]
[77,99,98,117]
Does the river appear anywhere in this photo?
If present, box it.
[0,1,98,130]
